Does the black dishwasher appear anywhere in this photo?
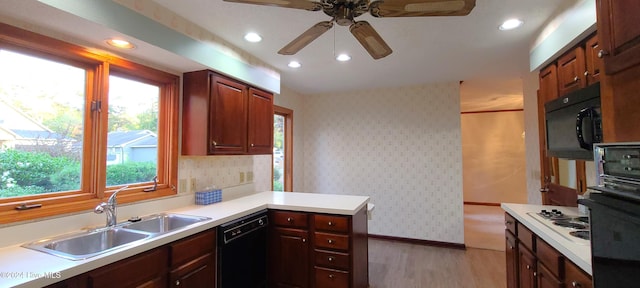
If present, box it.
[217,210,268,288]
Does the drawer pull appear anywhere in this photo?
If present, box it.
[328,239,334,244]
[328,221,334,226]
[526,265,530,270]
[328,256,335,262]
[328,274,335,279]
[287,217,292,222]
[302,238,306,243]
[175,280,180,286]
[572,281,581,287]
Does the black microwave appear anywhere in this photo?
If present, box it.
[545,82,602,160]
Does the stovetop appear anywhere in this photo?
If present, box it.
[527,209,590,245]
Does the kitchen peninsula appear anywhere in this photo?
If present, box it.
[0,191,369,288]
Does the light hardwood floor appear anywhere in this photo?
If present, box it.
[464,204,506,251]
[368,238,506,288]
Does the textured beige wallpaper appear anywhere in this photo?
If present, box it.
[461,111,527,204]
[304,83,464,243]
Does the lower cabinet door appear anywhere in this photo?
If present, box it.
[315,267,349,288]
[506,231,518,288]
[537,263,563,288]
[270,227,310,288]
[88,248,168,288]
[169,253,215,288]
[518,244,537,288]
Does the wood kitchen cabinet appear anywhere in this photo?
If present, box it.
[269,210,310,288]
[504,213,592,288]
[182,70,273,155]
[584,34,603,85]
[557,46,587,96]
[46,230,216,288]
[269,208,369,288]
[168,230,216,287]
[596,0,640,75]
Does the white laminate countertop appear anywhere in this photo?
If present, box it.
[501,203,591,275]
[0,191,369,288]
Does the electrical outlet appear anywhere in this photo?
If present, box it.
[247,171,254,182]
[178,179,186,192]
[189,178,196,192]
[239,172,245,183]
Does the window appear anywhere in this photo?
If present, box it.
[0,23,179,223]
[273,106,293,191]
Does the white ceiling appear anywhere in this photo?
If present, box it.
[0,0,579,111]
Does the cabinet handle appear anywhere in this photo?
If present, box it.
[597,50,609,58]
[328,221,334,226]
[584,71,589,76]
[533,272,537,277]
[175,280,180,286]
[328,256,335,262]
[327,239,334,244]
[302,238,306,243]
[573,76,579,82]
[526,265,531,270]
[251,143,255,147]
[287,217,292,222]
[211,140,217,146]
[572,281,581,287]
[328,274,335,279]
[505,220,513,225]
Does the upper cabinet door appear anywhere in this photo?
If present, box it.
[557,47,586,96]
[597,0,640,74]
[539,63,559,103]
[585,34,603,85]
[209,75,248,154]
[247,88,274,154]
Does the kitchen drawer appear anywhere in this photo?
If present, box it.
[170,229,216,267]
[517,224,535,251]
[315,232,349,251]
[315,267,349,288]
[536,238,564,278]
[271,210,309,228]
[314,214,349,233]
[565,259,592,288]
[315,249,350,270]
[505,213,517,235]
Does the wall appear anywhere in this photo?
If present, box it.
[523,71,544,204]
[461,111,527,204]
[303,83,464,243]
[274,87,306,192]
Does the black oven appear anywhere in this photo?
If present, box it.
[580,143,640,287]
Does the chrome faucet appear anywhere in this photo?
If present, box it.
[94,186,128,227]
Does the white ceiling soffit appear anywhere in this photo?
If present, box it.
[34,0,280,94]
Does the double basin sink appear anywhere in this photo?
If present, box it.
[22,213,211,260]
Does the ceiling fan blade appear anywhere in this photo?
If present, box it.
[349,21,392,60]
[278,21,333,55]
[223,0,322,11]
[370,0,475,17]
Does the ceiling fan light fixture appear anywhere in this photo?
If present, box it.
[336,53,351,61]
[244,32,262,42]
[405,1,466,13]
[499,18,524,30]
[288,61,301,68]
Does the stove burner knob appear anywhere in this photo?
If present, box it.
[542,210,548,213]
[552,209,558,213]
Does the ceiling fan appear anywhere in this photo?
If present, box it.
[223,0,476,59]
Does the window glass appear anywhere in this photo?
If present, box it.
[273,114,285,191]
[106,76,159,187]
[0,50,85,198]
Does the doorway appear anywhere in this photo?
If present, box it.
[273,106,293,191]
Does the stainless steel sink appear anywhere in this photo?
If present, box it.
[22,213,210,260]
[120,213,210,234]
[22,228,153,260]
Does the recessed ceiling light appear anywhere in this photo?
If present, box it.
[499,18,524,31]
[106,38,135,49]
[288,61,301,68]
[244,32,262,43]
[336,54,351,62]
